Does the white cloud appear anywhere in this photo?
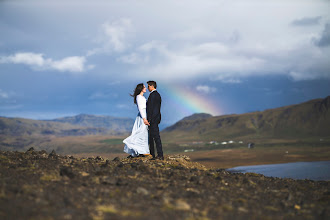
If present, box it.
[196,85,217,94]
[87,18,132,56]
[0,52,89,73]
[0,53,45,66]
[128,41,269,81]
[50,56,87,72]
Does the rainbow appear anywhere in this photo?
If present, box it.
[162,85,222,116]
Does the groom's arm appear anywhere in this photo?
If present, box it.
[147,93,155,124]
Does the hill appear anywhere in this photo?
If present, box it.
[0,114,133,137]
[49,114,133,133]
[0,116,107,137]
[162,96,330,142]
[0,149,329,219]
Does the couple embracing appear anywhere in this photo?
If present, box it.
[123,81,164,160]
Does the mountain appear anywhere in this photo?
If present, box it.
[163,113,212,132]
[0,114,134,137]
[49,114,133,133]
[162,96,330,142]
[181,113,213,121]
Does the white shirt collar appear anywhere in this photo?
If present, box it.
[150,89,157,93]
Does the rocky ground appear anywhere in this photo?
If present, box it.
[0,149,329,220]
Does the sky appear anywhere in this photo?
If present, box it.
[1,0,330,128]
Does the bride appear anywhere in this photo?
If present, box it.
[123,83,150,158]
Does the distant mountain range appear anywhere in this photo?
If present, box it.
[162,96,330,142]
[1,96,330,144]
[0,114,134,137]
[49,114,134,133]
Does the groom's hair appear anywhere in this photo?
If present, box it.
[147,81,157,89]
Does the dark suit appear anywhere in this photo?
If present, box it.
[146,90,163,157]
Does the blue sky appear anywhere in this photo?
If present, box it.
[1,0,330,128]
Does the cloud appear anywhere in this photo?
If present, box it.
[196,85,217,94]
[2,0,330,83]
[291,16,322,26]
[118,23,330,82]
[314,23,330,47]
[87,18,132,56]
[0,53,45,66]
[212,75,242,84]
[170,27,216,41]
[0,52,90,73]
[117,53,147,64]
[50,56,88,72]
[116,104,130,109]
[126,41,269,81]
[88,91,118,100]
[0,89,9,99]
[0,89,18,107]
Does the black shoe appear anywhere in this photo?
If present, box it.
[157,156,164,160]
[127,155,134,159]
[150,155,164,160]
[149,156,157,161]
[137,154,145,157]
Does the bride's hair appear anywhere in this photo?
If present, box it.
[131,83,144,104]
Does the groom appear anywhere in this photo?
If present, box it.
[146,80,164,160]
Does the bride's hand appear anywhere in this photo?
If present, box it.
[143,118,150,126]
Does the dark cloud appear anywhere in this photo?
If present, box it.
[291,16,322,26]
[314,23,330,47]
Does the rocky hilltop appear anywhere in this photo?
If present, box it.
[0,149,329,219]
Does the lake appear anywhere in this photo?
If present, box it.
[227,160,330,181]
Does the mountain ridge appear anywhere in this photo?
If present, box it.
[0,114,134,137]
[48,114,134,133]
[162,96,330,141]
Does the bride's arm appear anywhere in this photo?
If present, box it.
[137,96,147,119]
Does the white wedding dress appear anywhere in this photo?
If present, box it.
[123,95,150,156]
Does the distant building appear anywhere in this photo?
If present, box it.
[228,140,234,144]
[239,141,243,144]
[221,142,227,145]
[248,143,255,148]
[184,149,194,152]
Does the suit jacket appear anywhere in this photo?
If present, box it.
[147,90,162,125]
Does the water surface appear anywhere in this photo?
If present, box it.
[227,161,330,181]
